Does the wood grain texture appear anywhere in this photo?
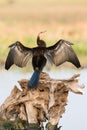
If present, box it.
[0,72,84,128]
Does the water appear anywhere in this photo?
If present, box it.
[0,68,87,130]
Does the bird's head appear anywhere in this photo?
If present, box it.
[37,31,46,47]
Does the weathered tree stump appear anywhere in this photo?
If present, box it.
[0,72,84,130]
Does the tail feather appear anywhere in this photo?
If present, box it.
[28,70,40,89]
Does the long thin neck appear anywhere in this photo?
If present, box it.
[37,31,46,47]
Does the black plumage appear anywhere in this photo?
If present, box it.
[5,32,81,89]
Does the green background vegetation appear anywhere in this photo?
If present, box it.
[0,0,87,66]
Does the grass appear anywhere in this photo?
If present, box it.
[0,0,87,66]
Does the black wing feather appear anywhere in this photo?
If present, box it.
[45,39,81,68]
[5,41,33,70]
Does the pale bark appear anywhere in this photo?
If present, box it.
[0,72,84,129]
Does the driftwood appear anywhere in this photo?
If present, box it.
[0,72,84,130]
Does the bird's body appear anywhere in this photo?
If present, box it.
[28,47,47,89]
[5,32,81,89]
[32,47,47,70]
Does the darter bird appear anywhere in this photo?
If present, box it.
[5,32,81,89]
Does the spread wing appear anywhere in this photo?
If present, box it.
[5,41,33,70]
[45,39,81,68]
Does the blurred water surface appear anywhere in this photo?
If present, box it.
[0,68,87,130]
